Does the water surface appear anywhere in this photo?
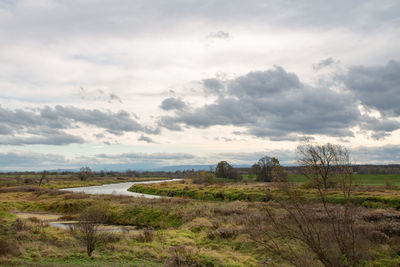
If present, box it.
[59,178,182,198]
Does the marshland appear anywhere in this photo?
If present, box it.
[1,143,400,266]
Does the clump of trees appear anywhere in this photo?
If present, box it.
[78,167,93,181]
[192,171,215,184]
[250,156,286,182]
[215,161,240,180]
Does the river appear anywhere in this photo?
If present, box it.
[59,178,182,198]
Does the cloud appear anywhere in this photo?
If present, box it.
[160,97,187,111]
[0,151,68,169]
[214,150,296,165]
[207,30,231,39]
[0,150,198,171]
[0,105,157,145]
[159,63,400,140]
[351,145,400,164]
[343,60,400,116]
[159,66,357,139]
[79,87,122,104]
[95,152,196,161]
[202,78,225,95]
[0,133,85,146]
[313,57,339,71]
[109,93,122,103]
[138,135,155,143]
[2,0,397,43]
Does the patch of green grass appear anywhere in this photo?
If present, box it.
[288,173,400,186]
[128,183,268,202]
[109,206,182,229]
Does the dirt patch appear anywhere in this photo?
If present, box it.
[14,212,63,221]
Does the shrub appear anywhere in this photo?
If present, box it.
[70,204,109,257]
[192,171,215,184]
[136,228,154,243]
[100,232,121,243]
[164,246,198,267]
[27,216,40,223]
[10,218,27,232]
[207,226,240,240]
[0,239,22,256]
[184,217,213,232]
[367,231,389,244]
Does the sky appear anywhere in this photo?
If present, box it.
[0,0,400,171]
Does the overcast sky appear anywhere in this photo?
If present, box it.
[1,0,400,170]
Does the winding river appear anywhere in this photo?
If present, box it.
[14,179,183,232]
[59,178,182,198]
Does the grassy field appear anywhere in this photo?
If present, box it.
[287,173,400,185]
[128,179,400,209]
[2,174,400,266]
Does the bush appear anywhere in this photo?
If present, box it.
[164,246,198,267]
[10,218,27,232]
[0,239,22,256]
[70,204,109,257]
[192,171,215,184]
[207,226,240,240]
[136,228,154,243]
[184,217,213,232]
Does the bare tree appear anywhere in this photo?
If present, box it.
[71,205,108,257]
[297,140,351,189]
[249,143,362,266]
[38,171,48,187]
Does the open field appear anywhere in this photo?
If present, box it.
[287,173,400,186]
[2,173,400,266]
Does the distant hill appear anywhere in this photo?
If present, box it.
[150,164,251,172]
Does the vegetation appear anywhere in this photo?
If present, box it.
[215,161,239,180]
[250,156,287,182]
[1,147,400,266]
[297,140,351,188]
[71,204,109,256]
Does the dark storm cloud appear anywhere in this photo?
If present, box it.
[159,63,400,140]
[343,60,400,116]
[160,97,187,111]
[0,105,157,145]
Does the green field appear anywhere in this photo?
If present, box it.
[288,173,400,185]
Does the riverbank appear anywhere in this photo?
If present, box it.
[128,180,400,208]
